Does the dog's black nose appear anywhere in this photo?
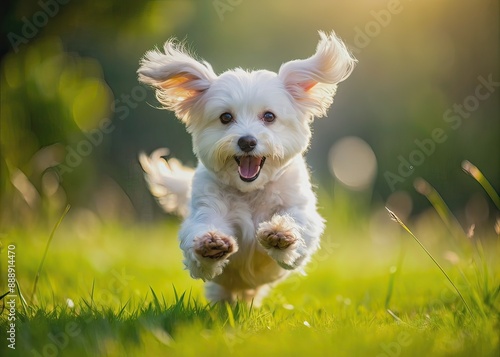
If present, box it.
[238,136,257,152]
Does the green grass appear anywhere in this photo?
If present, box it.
[1,196,499,357]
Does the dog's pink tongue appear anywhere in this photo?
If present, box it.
[238,156,261,179]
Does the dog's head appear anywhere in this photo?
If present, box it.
[138,31,356,192]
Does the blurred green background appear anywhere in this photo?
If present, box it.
[0,0,498,228]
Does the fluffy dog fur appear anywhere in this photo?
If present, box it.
[138,31,356,305]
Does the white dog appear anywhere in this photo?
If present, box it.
[138,31,356,305]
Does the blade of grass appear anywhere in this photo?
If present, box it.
[468,231,496,315]
[384,246,411,325]
[173,284,179,303]
[31,204,71,303]
[0,291,9,301]
[90,278,95,310]
[462,160,500,210]
[386,309,405,324]
[385,207,472,315]
[225,301,236,328]
[414,178,466,242]
[384,235,406,310]
[16,279,30,316]
[385,266,399,310]
[150,287,162,311]
[117,300,130,319]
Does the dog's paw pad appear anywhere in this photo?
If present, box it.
[258,230,297,250]
[194,232,236,259]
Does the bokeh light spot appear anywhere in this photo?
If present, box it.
[4,53,22,88]
[328,136,377,191]
[72,79,111,130]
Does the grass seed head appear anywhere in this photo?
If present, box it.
[385,207,400,223]
[414,177,432,196]
[461,160,481,180]
[467,224,476,239]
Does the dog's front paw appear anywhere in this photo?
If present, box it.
[257,215,305,269]
[258,230,297,250]
[186,231,238,281]
[194,232,237,260]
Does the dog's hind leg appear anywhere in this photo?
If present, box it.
[205,282,236,303]
[205,282,271,307]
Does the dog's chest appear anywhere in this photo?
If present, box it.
[233,183,284,227]
[220,184,289,288]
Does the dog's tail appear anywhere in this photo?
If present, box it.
[138,148,193,218]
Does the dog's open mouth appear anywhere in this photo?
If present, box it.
[234,156,266,182]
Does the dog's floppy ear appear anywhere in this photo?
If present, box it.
[278,31,356,120]
[138,40,217,124]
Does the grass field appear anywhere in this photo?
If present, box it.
[1,190,499,357]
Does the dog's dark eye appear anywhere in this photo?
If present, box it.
[263,111,276,123]
[220,112,233,124]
